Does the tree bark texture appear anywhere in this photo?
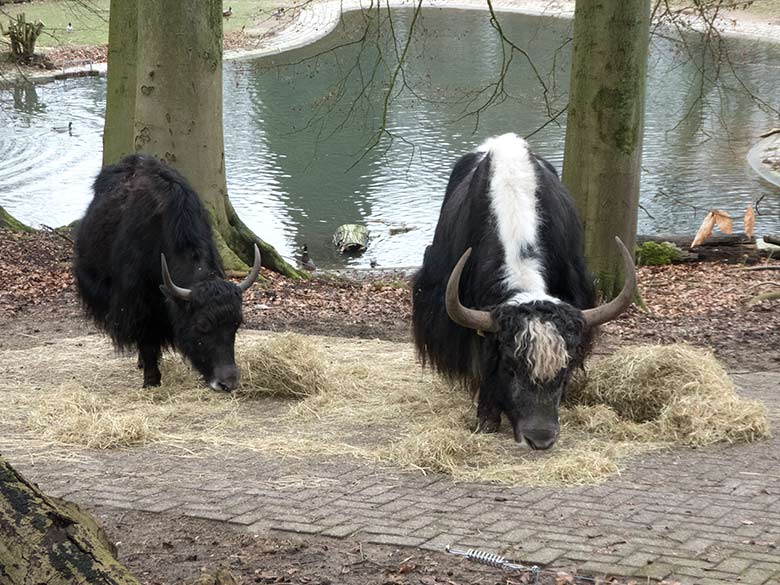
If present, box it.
[0,456,139,584]
[102,0,138,166]
[131,0,304,278]
[562,0,651,298]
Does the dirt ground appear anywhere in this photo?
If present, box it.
[91,507,636,585]
[1,230,779,369]
[1,229,777,584]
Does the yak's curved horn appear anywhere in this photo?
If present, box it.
[238,244,262,292]
[160,254,193,301]
[582,237,637,329]
[445,248,499,333]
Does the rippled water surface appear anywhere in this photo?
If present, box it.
[1,9,779,267]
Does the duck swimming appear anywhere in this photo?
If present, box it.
[52,121,72,134]
[297,244,316,271]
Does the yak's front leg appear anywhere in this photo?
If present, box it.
[474,384,502,433]
[138,342,161,387]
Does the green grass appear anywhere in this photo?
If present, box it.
[750,0,780,18]
[666,0,780,19]
[1,0,110,47]
[0,0,282,49]
[1,0,777,52]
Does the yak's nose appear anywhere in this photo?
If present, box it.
[522,429,558,451]
[209,365,240,392]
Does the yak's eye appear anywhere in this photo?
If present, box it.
[196,317,211,333]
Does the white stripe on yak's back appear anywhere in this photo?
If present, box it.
[477,133,554,303]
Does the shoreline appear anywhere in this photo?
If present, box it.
[747,132,780,189]
[220,0,780,60]
[5,0,779,84]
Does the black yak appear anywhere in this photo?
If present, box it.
[74,155,261,390]
[412,133,636,450]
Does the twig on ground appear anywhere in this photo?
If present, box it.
[740,266,780,272]
[41,224,75,246]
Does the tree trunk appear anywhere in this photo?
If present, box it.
[0,456,139,584]
[562,0,650,299]
[132,0,304,278]
[102,0,137,166]
[0,205,33,231]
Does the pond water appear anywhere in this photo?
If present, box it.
[1,8,779,268]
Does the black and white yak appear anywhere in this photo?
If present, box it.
[412,133,636,450]
[74,155,261,390]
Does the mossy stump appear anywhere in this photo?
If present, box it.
[0,456,140,584]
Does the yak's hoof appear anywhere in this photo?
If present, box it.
[142,378,161,388]
[473,418,500,434]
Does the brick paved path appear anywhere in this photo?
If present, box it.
[4,366,779,584]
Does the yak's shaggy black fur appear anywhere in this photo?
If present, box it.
[412,139,596,448]
[413,150,595,383]
[74,155,245,389]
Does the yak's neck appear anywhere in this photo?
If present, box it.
[477,133,553,305]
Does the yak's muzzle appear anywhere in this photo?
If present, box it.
[209,365,240,392]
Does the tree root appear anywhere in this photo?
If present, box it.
[222,201,307,279]
[0,205,33,232]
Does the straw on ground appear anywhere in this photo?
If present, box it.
[0,333,769,486]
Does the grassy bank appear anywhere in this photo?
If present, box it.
[747,0,780,18]
[0,0,283,48]
[4,0,777,52]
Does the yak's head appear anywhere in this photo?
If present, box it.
[445,237,636,450]
[160,245,261,392]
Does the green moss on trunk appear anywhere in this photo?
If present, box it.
[224,203,307,279]
[130,0,303,280]
[563,0,651,300]
[103,0,138,166]
[0,205,33,232]
[0,457,140,584]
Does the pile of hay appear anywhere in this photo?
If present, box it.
[237,334,332,398]
[26,385,158,449]
[0,334,770,486]
[568,344,769,446]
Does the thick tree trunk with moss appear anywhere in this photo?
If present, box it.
[102,0,137,166]
[562,0,650,299]
[0,456,140,584]
[131,0,303,278]
[0,205,32,231]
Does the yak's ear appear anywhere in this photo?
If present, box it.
[159,284,170,298]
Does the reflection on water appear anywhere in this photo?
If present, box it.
[1,9,779,268]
